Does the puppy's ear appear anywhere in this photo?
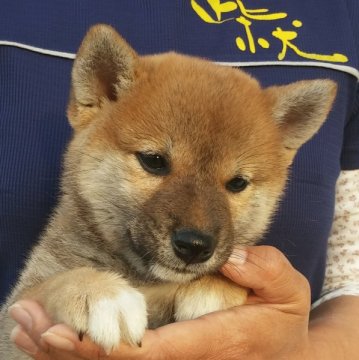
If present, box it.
[67,24,137,130]
[266,79,337,161]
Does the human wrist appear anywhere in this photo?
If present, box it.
[305,321,344,359]
[306,296,359,359]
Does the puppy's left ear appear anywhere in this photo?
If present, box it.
[67,24,137,130]
[266,79,337,160]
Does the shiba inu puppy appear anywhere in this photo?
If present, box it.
[0,24,336,358]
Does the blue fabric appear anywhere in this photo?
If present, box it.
[1,1,358,304]
[1,1,358,67]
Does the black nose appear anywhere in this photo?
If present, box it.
[171,229,215,264]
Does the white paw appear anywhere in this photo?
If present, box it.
[87,288,147,353]
[175,291,223,321]
[174,276,247,321]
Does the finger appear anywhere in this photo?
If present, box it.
[35,346,85,360]
[10,325,39,357]
[41,324,78,352]
[67,322,212,360]
[41,325,140,360]
[9,302,151,359]
[9,300,52,349]
[43,325,109,360]
[31,325,106,360]
[221,246,310,313]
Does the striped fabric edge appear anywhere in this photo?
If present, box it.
[1,40,359,80]
[0,40,76,59]
[311,284,359,309]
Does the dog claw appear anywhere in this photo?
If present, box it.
[78,331,84,341]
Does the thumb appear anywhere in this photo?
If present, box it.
[221,246,310,314]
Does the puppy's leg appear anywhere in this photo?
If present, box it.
[174,274,247,321]
[139,282,180,328]
[19,267,147,353]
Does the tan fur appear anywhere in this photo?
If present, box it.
[0,24,337,358]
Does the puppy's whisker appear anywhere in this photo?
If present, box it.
[64,169,95,175]
[75,150,103,163]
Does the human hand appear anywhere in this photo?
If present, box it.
[9,246,312,360]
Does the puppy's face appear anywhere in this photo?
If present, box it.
[66,25,336,282]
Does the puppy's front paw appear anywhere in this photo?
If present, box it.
[87,287,147,352]
[37,268,147,353]
[174,275,247,321]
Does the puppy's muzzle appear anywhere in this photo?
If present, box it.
[171,229,216,264]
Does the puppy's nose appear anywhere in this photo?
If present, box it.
[171,229,215,264]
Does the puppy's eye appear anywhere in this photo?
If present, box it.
[136,152,170,175]
[226,176,248,193]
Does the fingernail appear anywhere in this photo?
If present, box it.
[41,331,76,351]
[10,325,39,355]
[229,248,247,265]
[8,304,32,331]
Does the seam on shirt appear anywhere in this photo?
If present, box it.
[1,40,359,80]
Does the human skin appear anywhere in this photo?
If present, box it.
[9,246,359,360]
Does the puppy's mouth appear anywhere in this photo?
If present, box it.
[147,250,227,282]
[148,262,214,283]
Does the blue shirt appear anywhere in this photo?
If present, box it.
[1,1,358,304]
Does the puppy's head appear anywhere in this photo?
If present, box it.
[65,25,336,282]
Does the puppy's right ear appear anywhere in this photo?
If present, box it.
[67,24,137,130]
